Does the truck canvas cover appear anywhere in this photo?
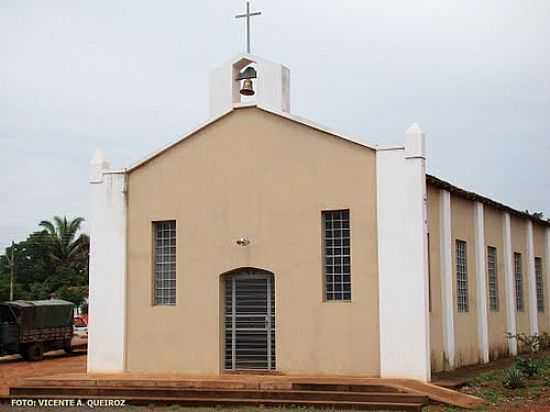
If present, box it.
[4,300,74,329]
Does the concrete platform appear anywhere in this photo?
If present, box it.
[10,372,486,410]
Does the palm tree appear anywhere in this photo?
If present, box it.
[38,216,88,270]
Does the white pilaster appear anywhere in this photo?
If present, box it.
[88,151,128,373]
[439,189,456,369]
[474,202,489,363]
[502,213,518,355]
[526,221,539,335]
[376,124,430,381]
[546,228,550,331]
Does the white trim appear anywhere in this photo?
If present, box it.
[439,189,456,369]
[256,106,379,150]
[545,228,550,331]
[474,202,490,363]
[376,127,430,381]
[87,164,128,373]
[526,221,539,335]
[502,213,518,355]
[126,108,234,172]
[126,104,379,173]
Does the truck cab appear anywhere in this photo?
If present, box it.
[0,304,18,356]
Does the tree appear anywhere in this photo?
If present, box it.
[55,285,88,309]
[0,216,89,302]
[39,216,89,273]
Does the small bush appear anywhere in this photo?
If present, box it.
[539,332,550,350]
[506,331,550,353]
[514,357,541,378]
[502,367,526,389]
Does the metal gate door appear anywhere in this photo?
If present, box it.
[224,270,275,370]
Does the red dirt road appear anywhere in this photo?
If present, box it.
[0,351,86,397]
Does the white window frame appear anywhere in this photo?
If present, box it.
[456,240,469,313]
[535,257,544,313]
[487,246,499,312]
[153,220,177,305]
[514,252,524,312]
[322,209,351,301]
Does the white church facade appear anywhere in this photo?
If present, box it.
[88,54,550,382]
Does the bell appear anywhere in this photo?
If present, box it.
[240,79,255,96]
[236,66,257,81]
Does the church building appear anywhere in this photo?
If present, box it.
[87,53,550,383]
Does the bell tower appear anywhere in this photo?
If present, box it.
[209,54,291,118]
[209,2,290,117]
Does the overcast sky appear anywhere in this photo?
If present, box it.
[1,0,549,251]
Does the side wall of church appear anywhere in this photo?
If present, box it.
[450,195,481,367]
[427,185,444,372]
[534,224,549,334]
[484,205,509,360]
[511,215,531,340]
[428,181,550,373]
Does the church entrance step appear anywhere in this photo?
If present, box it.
[291,382,405,393]
[10,384,429,411]
[10,394,426,411]
[10,385,429,404]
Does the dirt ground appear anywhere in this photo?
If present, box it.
[428,350,550,412]
[0,350,86,398]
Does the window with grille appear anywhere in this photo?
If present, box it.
[487,246,499,312]
[153,221,176,305]
[535,257,544,313]
[323,209,351,301]
[514,253,524,312]
[456,240,469,312]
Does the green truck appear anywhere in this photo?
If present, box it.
[0,300,74,361]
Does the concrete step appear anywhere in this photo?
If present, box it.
[11,385,429,405]
[292,382,405,393]
[10,393,426,411]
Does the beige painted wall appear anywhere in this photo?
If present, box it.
[125,107,380,376]
[427,188,549,369]
[511,216,530,341]
[534,224,549,334]
[426,184,444,372]
[450,195,480,368]
[483,206,508,359]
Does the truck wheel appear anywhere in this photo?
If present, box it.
[64,339,73,354]
[26,343,44,361]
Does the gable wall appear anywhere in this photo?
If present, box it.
[125,107,380,375]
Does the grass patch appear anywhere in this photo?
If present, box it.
[463,357,550,405]
[429,352,550,411]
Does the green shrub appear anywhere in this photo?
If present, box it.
[502,367,526,389]
[514,357,541,378]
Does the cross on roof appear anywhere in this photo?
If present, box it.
[235,1,262,54]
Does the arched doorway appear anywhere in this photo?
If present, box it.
[223,268,275,371]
